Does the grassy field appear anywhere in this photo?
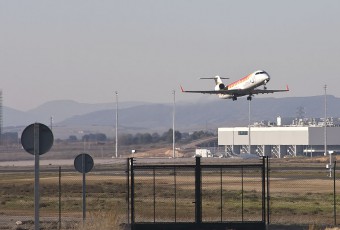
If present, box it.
[0,157,340,229]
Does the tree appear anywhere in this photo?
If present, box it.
[119,134,133,145]
[96,133,107,142]
[141,133,152,144]
[161,129,182,143]
[190,130,212,140]
[82,133,107,142]
[175,131,182,142]
[68,135,78,142]
[151,132,160,143]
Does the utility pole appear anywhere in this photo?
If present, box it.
[172,90,176,158]
[0,90,2,146]
[324,85,333,177]
[115,91,118,158]
[50,116,53,131]
[248,99,251,154]
[324,85,327,159]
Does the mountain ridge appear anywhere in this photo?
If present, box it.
[3,95,340,138]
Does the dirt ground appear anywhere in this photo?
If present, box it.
[1,144,340,229]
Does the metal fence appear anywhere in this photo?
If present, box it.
[130,157,267,230]
[0,157,339,229]
[0,159,129,230]
[268,159,339,226]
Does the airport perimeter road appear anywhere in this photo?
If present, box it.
[0,158,126,167]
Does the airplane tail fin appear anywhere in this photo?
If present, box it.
[200,76,229,90]
[180,85,185,92]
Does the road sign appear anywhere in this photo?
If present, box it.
[21,123,54,155]
[74,153,94,221]
[20,123,54,230]
[74,153,94,173]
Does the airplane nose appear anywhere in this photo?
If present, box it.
[265,74,270,83]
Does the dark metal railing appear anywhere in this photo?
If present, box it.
[129,157,268,230]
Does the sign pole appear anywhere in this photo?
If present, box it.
[82,154,86,222]
[21,123,54,230]
[74,153,94,226]
[34,123,40,230]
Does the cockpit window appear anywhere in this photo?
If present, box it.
[255,71,266,75]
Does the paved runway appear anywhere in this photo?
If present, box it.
[0,158,121,167]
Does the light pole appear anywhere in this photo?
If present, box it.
[324,85,333,177]
[324,85,327,159]
[50,116,53,131]
[248,99,251,154]
[172,90,176,158]
[115,91,118,158]
[328,151,334,178]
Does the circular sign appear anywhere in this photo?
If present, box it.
[74,153,94,173]
[21,123,54,155]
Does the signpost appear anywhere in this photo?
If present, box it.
[74,153,94,222]
[21,123,54,230]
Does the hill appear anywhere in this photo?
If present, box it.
[58,95,340,133]
[3,95,340,139]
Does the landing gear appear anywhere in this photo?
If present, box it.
[232,95,237,101]
[247,95,252,101]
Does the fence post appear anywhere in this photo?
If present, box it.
[174,166,177,222]
[220,167,223,222]
[195,156,202,225]
[262,157,266,223]
[266,156,270,225]
[153,167,156,222]
[130,158,135,227]
[241,166,244,222]
[334,161,337,226]
[127,158,130,225]
[58,166,61,230]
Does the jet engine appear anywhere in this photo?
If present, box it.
[215,83,226,91]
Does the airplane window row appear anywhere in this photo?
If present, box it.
[255,71,266,75]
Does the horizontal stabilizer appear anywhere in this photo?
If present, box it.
[200,77,229,80]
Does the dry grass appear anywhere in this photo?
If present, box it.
[72,210,123,230]
[1,157,339,228]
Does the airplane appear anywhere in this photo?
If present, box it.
[180,70,289,101]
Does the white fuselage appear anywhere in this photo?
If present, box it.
[218,70,270,99]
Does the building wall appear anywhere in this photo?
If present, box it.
[252,128,308,145]
[309,127,340,145]
[218,127,309,145]
[218,126,340,146]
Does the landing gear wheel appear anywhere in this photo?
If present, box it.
[247,96,252,101]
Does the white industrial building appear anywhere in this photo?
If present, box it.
[218,118,340,158]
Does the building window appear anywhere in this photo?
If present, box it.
[238,131,248,135]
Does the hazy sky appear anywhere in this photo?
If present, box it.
[1,1,340,111]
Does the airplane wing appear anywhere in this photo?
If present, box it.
[250,85,289,95]
[180,86,240,95]
[180,85,289,95]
